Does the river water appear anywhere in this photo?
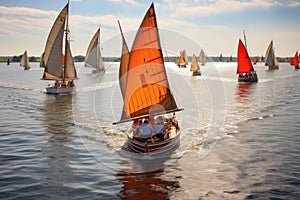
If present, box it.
[0,61,299,199]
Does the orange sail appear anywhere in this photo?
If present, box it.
[237,39,254,74]
[118,3,180,123]
[291,51,299,67]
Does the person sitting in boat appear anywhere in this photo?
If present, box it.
[154,116,165,140]
[135,118,153,142]
[55,80,60,88]
[68,80,74,87]
[131,118,142,134]
[61,81,66,88]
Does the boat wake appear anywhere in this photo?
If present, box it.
[0,82,42,93]
[77,81,117,92]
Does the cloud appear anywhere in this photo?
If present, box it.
[108,0,143,6]
[160,0,300,16]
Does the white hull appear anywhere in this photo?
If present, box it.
[45,86,75,94]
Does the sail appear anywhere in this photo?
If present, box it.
[40,4,68,80]
[120,3,179,122]
[199,49,206,65]
[118,20,130,99]
[183,50,189,64]
[291,51,299,67]
[265,40,278,67]
[179,50,185,65]
[64,40,77,80]
[190,54,199,72]
[237,39,253,74]
[85,28,105,71]
[253,57,257,64]
[20,50,30,68]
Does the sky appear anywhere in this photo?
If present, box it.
[0,0,300,57]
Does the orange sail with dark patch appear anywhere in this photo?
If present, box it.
[237,39,254,73]
[119,3,180,123]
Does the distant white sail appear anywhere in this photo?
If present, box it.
[85,28,105,72]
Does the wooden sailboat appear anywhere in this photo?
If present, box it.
[20,50,30,70]
[178,50,187,68]
[253,57,257,65]
[290,51,299,69]
[237,39,258,82]
[40,2,77,94]
[114,3,183,155]
[264,40,279,70]
[85,28,105,73]
[190,54,201,76]
[199,49,206,65]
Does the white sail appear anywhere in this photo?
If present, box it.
[199,49,206,65]
[85,28,105,71]
[20,50,30,69]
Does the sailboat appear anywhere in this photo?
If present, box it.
[237,39,258,82]
[85,28,105,73]
[40,2,77,94]
[290,51,299,69]
[190,54,201,76]
[264,40,279,70]
[178,50,187,68]
[199,49,206,65]
[114,3,183,155]
[20,50,30,70]
[253,57,257,65]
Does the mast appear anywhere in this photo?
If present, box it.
[63,0,69,82]
[243,30,247,50]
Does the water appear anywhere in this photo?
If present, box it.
[0,62,299,199]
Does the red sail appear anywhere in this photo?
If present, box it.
[291,51,299,67]
[237,39,253,73]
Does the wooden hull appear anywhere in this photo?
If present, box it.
[268,65,279,70]
[238,76,258,83]
[192,71,201,76]
[178,64,187,68]
[127,130,180,155]
[294,66,299,70]
[24,67,30,70]
[45,86,75,94]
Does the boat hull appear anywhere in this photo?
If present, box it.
[45,86,75,94]
[238,76,258,82]
[192,71,201,76]
[127,130,180,155]
[294,66,299,70]
[268,66,279,70]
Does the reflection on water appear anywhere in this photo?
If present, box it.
[42,94,75,185]
[116,168,180,199]
[235,83,254,102]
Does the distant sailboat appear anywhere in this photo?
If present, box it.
[253,57,257,65]
[114,3,183,155]
[190,54,201,76]
[290,51,299,69]
[264,40,279,70]
[178,50,187,68]
[40,2,77,94]
[85,28,105,73]
[20,50,30,70]
[237,39,258,82]
[199,49,206,66]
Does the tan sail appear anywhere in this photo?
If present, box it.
[20,50,30,69]
[117,20,130,99]
[64,40,77,80]
[40,3,77,81]
[117,3,181,123]
[85,28,105,71]
[199,49,206,65]
[265,40,279,68]
[190,54,199,72]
